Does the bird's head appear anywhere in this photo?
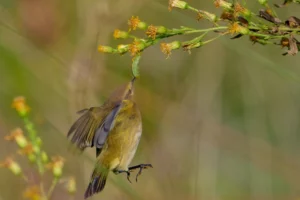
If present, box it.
[108,77,136,102]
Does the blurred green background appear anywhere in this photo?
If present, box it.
[1,0,300,199]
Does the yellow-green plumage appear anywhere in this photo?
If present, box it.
[67,79,143,199]
[85,99,142,198]
[67,81,135,152]
[98,100,141,171]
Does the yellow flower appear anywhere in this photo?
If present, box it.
[234,2,251,18]
[66,177,76,194]
[128,16,147,31]
[146,25,167,40]
[214,0,233,10]
[5,128,28,148]
[228,22,249,35]
[18,144,34,155]
[146,25,158,40]
[234,2,245,13]
[12,96,30,116]
[17,143,37,162]
[168,0,188,11]
[113,29,129,39]
[23,185,41,200]
[160,41,181,58]
[128,40,146,56]
[98,45,116,53]
[47,156,65,178]
[0,157,22,175]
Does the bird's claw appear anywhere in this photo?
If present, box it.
[128,164,153,182]
[126,171,132,183]
[115,170,132,183]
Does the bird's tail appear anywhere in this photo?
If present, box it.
[84,165,109,199]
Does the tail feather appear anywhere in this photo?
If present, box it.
[84,167,109,199]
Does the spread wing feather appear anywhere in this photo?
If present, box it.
[67,104,117,151]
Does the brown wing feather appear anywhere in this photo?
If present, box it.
[67,103,116,151]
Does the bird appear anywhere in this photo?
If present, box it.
[67,78,152,199]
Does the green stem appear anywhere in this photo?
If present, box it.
[278,27,300,32]
[128,35,138,40]
[184,26,227,34]
[47,177,59,199]
[23,117,44,174]
[202,34,223,45]
[40,182,47,200]
[250,31,286,39]
[187,5,198,12]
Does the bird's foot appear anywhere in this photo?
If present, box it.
[114,170,132,183]
[128,164,153,182]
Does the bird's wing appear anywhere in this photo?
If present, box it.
[67,103,117,151]
[94,104,122,156]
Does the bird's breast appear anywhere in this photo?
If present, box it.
[118,125,142,170]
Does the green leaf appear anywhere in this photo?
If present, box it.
[132,54,141,78]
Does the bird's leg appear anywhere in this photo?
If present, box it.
[113,169,132,183]
[128,164,153,182]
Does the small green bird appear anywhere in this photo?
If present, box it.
[67,78,152,199]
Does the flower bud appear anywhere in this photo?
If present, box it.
[36,137,42,147]
[53,165,63,178]
[169,41,181,49]
[228,22,249,35]
[41,151,49,163]
[169,0,188,11]
[258,0,268,5]
[129,40,146,56]
[17,144,36,163]
[47,156,65,178]
[5,128,28,148]
[28,154,36,163]
[160,41,181,57]
[98,46,117,53]
[137,21,147,30]
[186,42,202,49]
[10,160,22,175]
[32,145,40,154]
[157,26,167,34]
[66,177,76,194]
[242,9,252,19]
[239,26,250,35]
[202,11,218,22]
[117,44,129,54]
[113,29,129,39]
[146,25,168,40]
[12,96,30,117]
[0,157,22,176]
[128,16,147,31]
[214,0,233,10]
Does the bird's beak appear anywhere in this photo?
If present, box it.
[129,77,136,90]
[131,77,136,85]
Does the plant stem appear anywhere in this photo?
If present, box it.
[184,26,228,34]
[40,182,47,200]
[47,177,59,199]
[23,117,44,174]
[202,34,223,45]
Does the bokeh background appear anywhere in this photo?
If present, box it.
[1,0,300,199]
